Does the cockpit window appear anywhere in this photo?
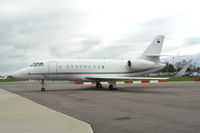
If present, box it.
[38,62,44,66]
[30,62,44,67]
[34,63,39,67]
[30,63,36,67]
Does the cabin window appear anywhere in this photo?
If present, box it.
[30,63,35,67]
[75,65,78,69]
[88,65,91,69]
[93,65,96,69]
[102,65,104,69]
[98,65,100,69]
[84,65,87,68]
[80,65,82,68]
[66,65,69,68]
[71,65,73,69]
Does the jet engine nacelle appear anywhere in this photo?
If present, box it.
[127,59,156,72]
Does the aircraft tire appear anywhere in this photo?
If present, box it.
[109,85,115,90]
[96,83,102,88]
[41,88,46,91]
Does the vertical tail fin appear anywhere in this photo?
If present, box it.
[139,35,165,62]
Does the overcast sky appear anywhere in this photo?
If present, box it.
[0,0,200,75]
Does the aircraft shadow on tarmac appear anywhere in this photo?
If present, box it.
[17,86,174,95]
[79,86,174,94]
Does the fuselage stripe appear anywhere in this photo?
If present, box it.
[28,72,135,75]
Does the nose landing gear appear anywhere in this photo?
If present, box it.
[41,80,46,91]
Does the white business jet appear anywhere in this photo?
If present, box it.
[12,35,191,91]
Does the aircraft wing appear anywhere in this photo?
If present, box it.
[85,60,192,81]
[85,76,169,81]
[170,60,192,79]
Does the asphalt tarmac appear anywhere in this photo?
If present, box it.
[0,81,200,133]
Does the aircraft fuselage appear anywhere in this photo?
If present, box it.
[13,59,165,81]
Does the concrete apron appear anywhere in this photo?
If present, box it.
[0,89,93,133]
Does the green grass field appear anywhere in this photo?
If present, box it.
[168,77,198,81]
[0,78,26,82]
[121,76,198,82]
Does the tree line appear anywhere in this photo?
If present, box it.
[160,60,200,72]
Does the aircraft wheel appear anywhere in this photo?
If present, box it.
[96,83,102,88]
[113,87,117,90]
[41,88,46,91]
[109,85,116,90]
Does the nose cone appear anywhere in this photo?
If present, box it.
[12,68,30,79]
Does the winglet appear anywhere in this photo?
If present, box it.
[171,60,192,79]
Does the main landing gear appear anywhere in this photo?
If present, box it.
[109,81,117,90]
[41,80,46,91]
[96,81,103,88]
[96,81,117,90]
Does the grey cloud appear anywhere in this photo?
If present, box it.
[81,16,183,59]
[0,1,199,75]
[183,37,200,46]
[78,37,102,52]
[0,0,88,74]
[133,15,182,40]
[82,37,101,47]
[109,16,184,56]
[47,37,102,58]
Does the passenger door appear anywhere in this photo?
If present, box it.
[48,61,57,79]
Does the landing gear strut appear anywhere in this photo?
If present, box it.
[109,81,117,90]
[96,81,103,88]
[41,80,46,91]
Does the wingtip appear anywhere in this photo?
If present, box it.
[171,60,192,79]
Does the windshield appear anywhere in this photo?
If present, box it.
[30,62,44,67]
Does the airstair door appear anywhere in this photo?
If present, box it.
[48,61,57,79]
